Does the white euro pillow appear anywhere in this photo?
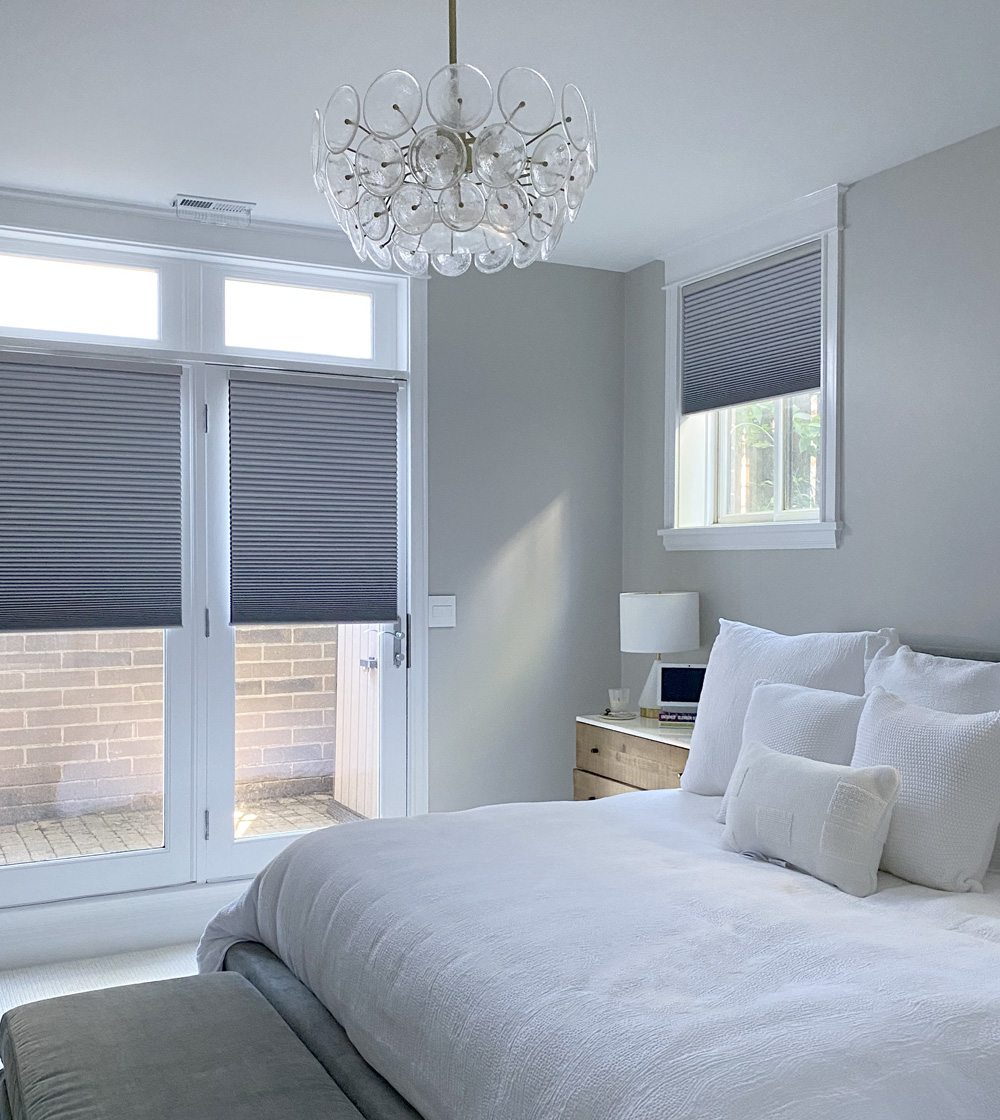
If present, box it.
[681,620,895,796]
[865,646,1000,870]
[865,644,1000,714]
[851,688,1000,892]
[718,682,867,824]
[722,740,900,898]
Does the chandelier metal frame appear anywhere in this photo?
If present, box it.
[311,0,597,276]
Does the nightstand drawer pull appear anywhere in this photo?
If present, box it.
[590,747,599,754]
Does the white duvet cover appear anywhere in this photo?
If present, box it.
[198,790,1000,1120]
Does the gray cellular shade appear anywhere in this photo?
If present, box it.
[681,243,823,415]
[229,377,399,625]
[0,360,183,631]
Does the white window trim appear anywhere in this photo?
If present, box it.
[659,184,845,552]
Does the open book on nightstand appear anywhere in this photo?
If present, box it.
[574,715,692,800]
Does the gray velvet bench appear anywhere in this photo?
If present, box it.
[0,972,364,1120]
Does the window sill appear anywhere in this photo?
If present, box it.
[658,521,841,551]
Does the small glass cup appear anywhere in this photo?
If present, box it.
[608,688,630,714]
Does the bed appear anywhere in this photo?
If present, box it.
[199,787,1000,1120]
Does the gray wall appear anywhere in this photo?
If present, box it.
[427,263,625,812]
[622,125,1000,701]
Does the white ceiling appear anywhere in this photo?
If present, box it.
[1,0,1000,272]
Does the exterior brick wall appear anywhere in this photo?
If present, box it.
[234,625,337,801]
[0,625,338,825]
[0,630,164,826]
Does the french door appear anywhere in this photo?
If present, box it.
[0,356,409,905]
[0,354,197,906]
[200,365,408,881]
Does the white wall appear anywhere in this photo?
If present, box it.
[622,125,1000,698]
[427,263,625,811]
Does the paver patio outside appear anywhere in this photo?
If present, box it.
[0,792,361,866]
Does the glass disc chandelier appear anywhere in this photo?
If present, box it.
[311,0,597,277]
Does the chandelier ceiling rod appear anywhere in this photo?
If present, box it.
[449,0,457,67]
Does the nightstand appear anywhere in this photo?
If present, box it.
[574,715,692,800]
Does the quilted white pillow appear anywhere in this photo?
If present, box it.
[681,620,894,796]
[865,644,1000,714]
[851,688,1000,892]
[865,645,1000,870]
[722,740,900,898]
[718,682,866,824]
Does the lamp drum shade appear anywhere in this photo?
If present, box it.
[620,592,700,654]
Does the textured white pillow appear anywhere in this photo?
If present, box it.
[722,740,900,898]
[718,682,867,824]
[851,688,1000,892]
[865,646,1000,870]
[865,644,1000,714]
[681,620,894,796]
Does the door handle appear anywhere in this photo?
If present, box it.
[392,623,406,668]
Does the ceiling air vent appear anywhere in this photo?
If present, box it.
[172,195,255,228]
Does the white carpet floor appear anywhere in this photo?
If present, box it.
[0,942,198,1020]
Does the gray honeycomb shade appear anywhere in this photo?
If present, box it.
[0,360,183,631]
[228,376,400,625]
[681,242,823,415]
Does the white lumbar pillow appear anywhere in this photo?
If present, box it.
[865,644,1000,714]
[722,740,900,898]
[718,681,867,824]
[681,620,895,796]
[851,687,1000,892]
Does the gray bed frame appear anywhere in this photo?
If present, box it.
[223,941,424,1120]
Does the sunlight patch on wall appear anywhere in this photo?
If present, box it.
[472,496,570,723]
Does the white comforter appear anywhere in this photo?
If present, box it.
[198,790,1000,1120]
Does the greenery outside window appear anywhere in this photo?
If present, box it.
[716,390,821,523]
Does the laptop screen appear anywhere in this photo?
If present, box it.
[659,665,706,705]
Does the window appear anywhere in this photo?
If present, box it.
[0,252,159,340]
[661,189,841,551]
[0,234,404,370]
[224,278,373,361]
[716,390,821,522]
[0,629,166,866]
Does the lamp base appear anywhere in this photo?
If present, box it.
[637,657,662,719]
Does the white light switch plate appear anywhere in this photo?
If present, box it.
[428,595,457,628]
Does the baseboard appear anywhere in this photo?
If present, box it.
[0,880,250,970]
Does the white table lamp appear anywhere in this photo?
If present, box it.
[620,592,700,717]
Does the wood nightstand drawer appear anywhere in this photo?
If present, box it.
[573,768,639,801]
[575,721,687,790]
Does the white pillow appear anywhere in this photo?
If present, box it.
[865,644,1000,714]
[865,645,1000,870]
[718,682,866,824]
[681,620,894,796]
[722,740,900,898]
[851,688,1000,892]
